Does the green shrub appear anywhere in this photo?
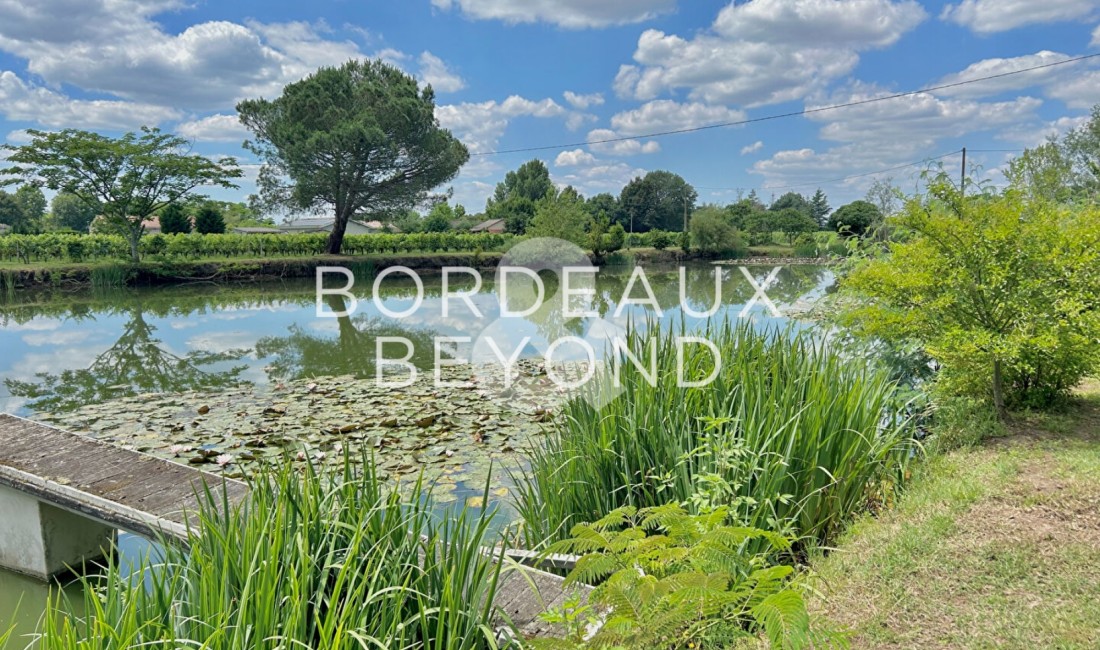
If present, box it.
[650,231,671,250]
[690,207,746,257]
[793,234,818,258]
[927,396,1006,453]
[534,504,845,650]
[194,206,226,234]
[515,321,915,548]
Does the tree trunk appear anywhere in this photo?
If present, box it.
[128,230,141,264]
[326,208,350,255]
[992,358,1007,422]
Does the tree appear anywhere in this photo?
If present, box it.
[690,205,744,257]
[769,192,811,217]
[13,185,46,232]
[51,192,98,232]
[586,192,618,221]
[725,196,765,230]
[487,160,555,234]
[607,223,626,252]
[422,202,454,232]
[1061,103,1100,200]
[1004,142,1075,204]
[864,178,901,218]
[772,208,818,244]
[809,188,831,228]
[238,59,468,255]
[526,189,590,247]
[1,128,241,262]
[828,200,882,237]
[841,176,1100,420]
[194,205,226,234]
[160,203,192,234]
[618,171,697,232]
[0,191,26,233]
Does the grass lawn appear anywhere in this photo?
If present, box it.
[807,380,1100,649]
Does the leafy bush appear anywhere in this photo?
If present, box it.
[515,320,915,548]
[792,234,818,258]
[650,230,671,250]
[39,457,511,649]
[690,206,746,257]
[841,176,1100,415]
[194,205,226,234]
[534,505,845,650]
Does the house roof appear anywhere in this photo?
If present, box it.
[280,217,333,230]
[142,217,161,230]
[470,218,506,232]
[233,227,283,234]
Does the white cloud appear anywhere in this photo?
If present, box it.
[934,51,1077,98]
[418,51,465,93]
[616,0,926,106]
[0,70,181,129]
[998,115,1090,146]
[176,114,251,142]
[741,141,764,155]
[429,0,676,28]
[586,129,662,156]
[1046,70,1100,110]
[563,91,604,109]
[609,100,747,136]
[553,160,648,198]
[555,149,597,167]
[435,95,568,155]
[940,0,1098,34]
[1093,24,1100,47]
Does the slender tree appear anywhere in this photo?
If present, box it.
[194,205,226,234]
[809,188,831,228]
[1,128,241,262]
[238,59,469,255]
[159,203,193,234]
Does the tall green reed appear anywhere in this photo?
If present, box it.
[514,319,916,548]
[36,456,511,650]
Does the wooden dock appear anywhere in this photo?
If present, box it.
[0,413,588,638]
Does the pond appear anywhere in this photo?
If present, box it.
[0,262,833,643]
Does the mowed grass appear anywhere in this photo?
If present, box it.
[806,380,1100,649]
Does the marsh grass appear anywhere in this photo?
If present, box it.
[36,456,511,649]
[514,320,916,549]
[88,264,131,290]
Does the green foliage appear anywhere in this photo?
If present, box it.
[0,190,28,234]
[238,59,468,255]
[649,230,671,250]
[607,223,626,252]
[527,189,592,246]
[864,178,901,219]
[194,205,226,234]
[840,175,1100,416]
[0,232,513,264]
[792,234,819,258]
[37,456,510,649]
[726,196,766,231]
[771,208,818,245]
[14,184,47,230]
[828,200,882,237]
[927,396,1006,453]
[50,192,98,232]
[159,203,192,234]
[533,505,844,650]
[515,320,915,548]
[424,202,455,232]
[809,189,831,228]
[690,206,746,257]
[769,192,811,217]
[1,127,241,261]
[619,171,697,232]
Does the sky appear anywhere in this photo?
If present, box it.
[1,0,1098,214]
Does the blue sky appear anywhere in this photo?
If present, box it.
[1,0,1098,214]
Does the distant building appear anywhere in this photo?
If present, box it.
[141,217,162,234]
[278,218,400,235]
[232,227,283,235]
[470,218,506,234]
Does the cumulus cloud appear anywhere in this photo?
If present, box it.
[615,0,926,106]
[934,51,1100,109]
[0,70,180,129]
[1093,24,1100,47]
[940,0,1098,34]
[563,91,604,109]
[176,114,251,142]
[741,141,764,155]
[609,100,747,136]
[0,2,365,111]
[553,160,648,198]
[418,52,465,93]
[555,149,598,167]
[435,95,568,155]
[586,129,662,156]
[429,0,676,28]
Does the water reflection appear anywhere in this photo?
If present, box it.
[0,264,833,415]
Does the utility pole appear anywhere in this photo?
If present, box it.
[960,147,967,198]
[629,207,635,250]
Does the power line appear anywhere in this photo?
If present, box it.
[470,52,1100,157]
[697,150,962,192]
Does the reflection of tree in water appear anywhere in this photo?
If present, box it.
[6,306,250,414]
[255,294,444,382]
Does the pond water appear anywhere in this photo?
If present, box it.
[0,262,833,644]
